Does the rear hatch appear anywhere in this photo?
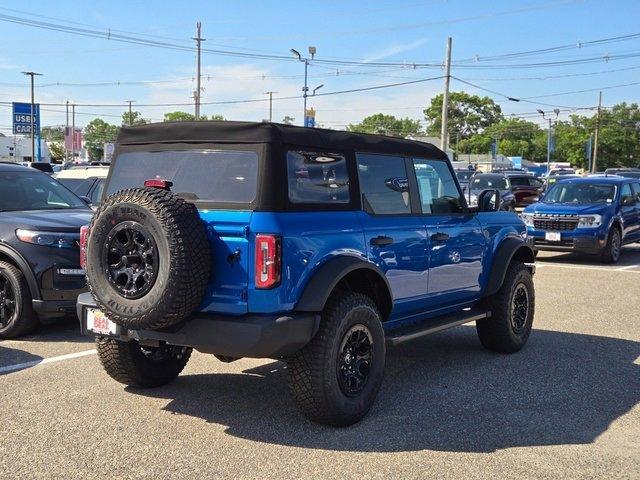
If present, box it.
[104,147,260,314]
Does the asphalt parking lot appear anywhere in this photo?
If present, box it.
[1,247,639,479]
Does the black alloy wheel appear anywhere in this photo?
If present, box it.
[0,272,16,328]
[104,221,159,299]
[337,324,374,397]
[510,283,530,334]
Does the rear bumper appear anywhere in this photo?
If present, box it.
[33,299,78,319]
[76,293,320,358]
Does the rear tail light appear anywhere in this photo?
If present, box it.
[79,224,90,269]
[255,234,281,289]
[144,178,173,190]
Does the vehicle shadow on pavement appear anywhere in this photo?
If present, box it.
[19,316,91,344]
[131,327,640,453]
[0,345,43,375]
[537,245,640,267]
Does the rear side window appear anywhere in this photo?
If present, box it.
[357,153,410,215]
[287,151,350,204]
[107,149,259,204]
[509,176,529,186]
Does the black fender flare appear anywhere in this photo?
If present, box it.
[295,256,392,314]
[483,237,535,298]
[0,243,41,300]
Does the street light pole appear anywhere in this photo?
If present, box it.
[22,71,42,162]
[440,37,452,152]
[291,46,316,127]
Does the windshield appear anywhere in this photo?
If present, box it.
[57,178,94,195]
[471,175,509,190]
[543,183,616,204]
[0,171,87,212]
[107,149,259,205]
[617,171,640,179]
[456,171,472,181]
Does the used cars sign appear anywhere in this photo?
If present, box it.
[12,102,40,134]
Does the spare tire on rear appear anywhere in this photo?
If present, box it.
[86,187,211,331]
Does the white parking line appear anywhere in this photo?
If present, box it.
[536,263,640,272]
[0,349,96,374]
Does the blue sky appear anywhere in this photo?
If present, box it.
[1,0,639,132]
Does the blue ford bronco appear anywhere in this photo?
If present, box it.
[522,175,640,263]
[77,121,536,426]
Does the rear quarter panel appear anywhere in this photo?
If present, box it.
[248,211,366,313]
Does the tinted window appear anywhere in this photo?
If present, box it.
[509,176,529,186]
[91,179,105,204]
[357,154,410,215]
[456,170,472,181]
[620,184,634,205]
[107,150,259,204]
[287,151,349,204]
[529,177,543,188]
[0,171,87,211]
[414,159,463,214]
[471,175,509,190]
[632,183,640,201]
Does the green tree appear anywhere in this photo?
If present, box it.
[48,142,64,161]
[41,126,64,142]
[163,111,225,122]
[282,115,295,125]
[347,113,423,138]
[84,118,120,160]
[122,110,149,126]
[424,91,503,140]
[456,134,492,154]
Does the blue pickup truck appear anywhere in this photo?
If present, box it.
[522,176,640,263]
[77,121,536,426]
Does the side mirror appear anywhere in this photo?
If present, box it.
[80,196,92,206]
[478,189,501,212]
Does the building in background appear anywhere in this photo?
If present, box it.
[0,135,50,162]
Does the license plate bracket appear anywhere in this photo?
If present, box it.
[86,308,120,336]
[545,231,562,242]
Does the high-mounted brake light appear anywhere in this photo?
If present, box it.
[255,234,281,289]
[79,224,90,269]
[144,178,173,190]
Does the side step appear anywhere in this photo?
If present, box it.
[385,308,490,347]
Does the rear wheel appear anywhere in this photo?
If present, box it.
[600,227,621,264]
[96,337,192,388]
[477,261,535,353]
[0,261,38,339]
[287,293,385,426]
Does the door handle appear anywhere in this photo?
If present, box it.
[431,232,450,242]
[370,235,394,246]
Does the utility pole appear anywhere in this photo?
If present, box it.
[440,37,452,152]
[71,103,75,162]
[546,117,552,174]
[125,100,135,126]
[592,91,602,173]
[192,22,205,120]
[22,71,42,162]
[264,91,277,122]
[65,100,69,162]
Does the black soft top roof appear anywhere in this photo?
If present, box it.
[116,121,447,159]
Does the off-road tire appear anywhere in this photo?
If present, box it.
[287,293,385,426]
[0,261,39,339]
[96,337,192,388]
[477,261,535,353]
[86,188,211,331]
[600,227,621,264]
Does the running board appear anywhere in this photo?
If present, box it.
[386,308,490,347]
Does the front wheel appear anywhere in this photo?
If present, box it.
[96,338,192,388]
[0,261,39,339]
[287,293,385,426]
[477,261,535,353]
[600,228,621,264]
